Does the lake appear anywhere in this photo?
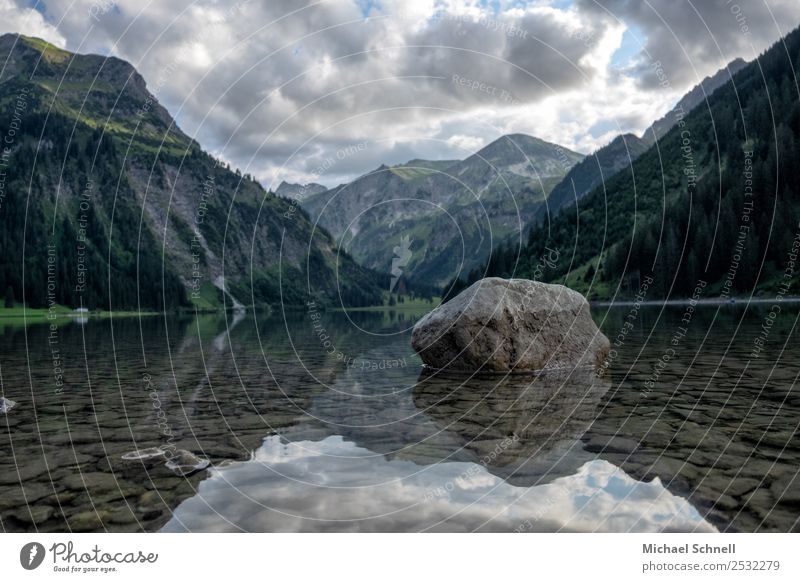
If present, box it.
[1,302,798,532]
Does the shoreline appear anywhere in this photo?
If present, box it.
[3,295,798,320]
[0,309,161,320]
[335,304,439,313]
[592,296,800,308]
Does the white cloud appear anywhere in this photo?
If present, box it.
[0,0,66,47]
[0,0,796,186]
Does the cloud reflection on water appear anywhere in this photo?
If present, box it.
[163,434,716,533]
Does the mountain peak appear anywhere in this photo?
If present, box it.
[477,133,585,157]
[0,35,191,153]
[468,133,585,171]
[500,133,547,143]
[0,33,68,60]
[0,34,80,73]
[609,133,645,147]
[275,180,326,200]
[0,32,148,94]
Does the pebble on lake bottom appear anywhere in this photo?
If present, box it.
[165,450,211,476]
[0,397,16,414]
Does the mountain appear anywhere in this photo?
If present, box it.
[302,134,584,288]
[641,58,749,145]
[541,133,649,216]
[0,34,383,310]
[274,180,326,201]
[389,159,459,180]
[447,27,800,301]
[441,133,584,196]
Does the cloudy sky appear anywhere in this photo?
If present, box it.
[1,0,797,188]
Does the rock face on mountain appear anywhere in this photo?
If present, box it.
[274,181,326,201]
[411,278,609,372]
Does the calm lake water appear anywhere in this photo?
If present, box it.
[1,302,798,532]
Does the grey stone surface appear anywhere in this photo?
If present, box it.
[412,278,610,372]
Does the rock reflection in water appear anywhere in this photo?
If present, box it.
[412,367,611,486]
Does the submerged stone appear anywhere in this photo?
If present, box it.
[0,397,16,414]
[165,450,210,476]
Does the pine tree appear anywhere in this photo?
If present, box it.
[4,286,14,308]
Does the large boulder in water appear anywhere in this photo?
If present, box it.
[412,278,609,372]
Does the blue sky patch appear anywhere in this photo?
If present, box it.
[611,24,645,69]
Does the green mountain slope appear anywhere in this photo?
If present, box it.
[302,134,584,288]
[542,133,649,217]
[446,26,800,301]
[0,34,383,311]
[389,159,459,180]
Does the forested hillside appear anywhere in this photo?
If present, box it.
[540,133,648,217]
[446,26,800,301]
[0,34,383,311]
